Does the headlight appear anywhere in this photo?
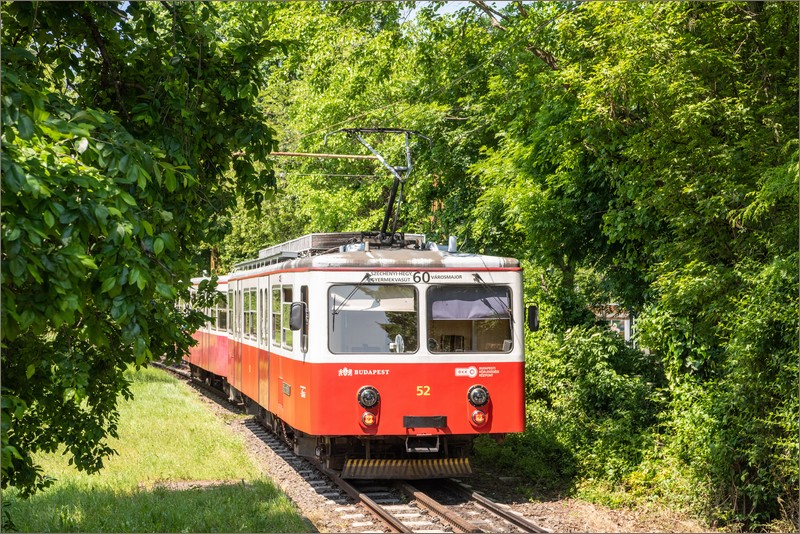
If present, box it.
[357,386,380,408]
[467,385,489,407]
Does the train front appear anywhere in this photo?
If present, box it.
[304,245,526,479]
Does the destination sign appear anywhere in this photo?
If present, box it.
[366,272,466,283]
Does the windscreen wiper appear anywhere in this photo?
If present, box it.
[331,273,372,331]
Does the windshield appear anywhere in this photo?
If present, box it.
[427,285,512,353]
[329,284,418,353]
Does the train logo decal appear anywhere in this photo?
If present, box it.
[455,366,478,378]
[338,367,391,377]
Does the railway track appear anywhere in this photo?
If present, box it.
[153,361,549,533]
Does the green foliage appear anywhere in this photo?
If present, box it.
[2,1,278,498]
[530,328,662,479]
[467,1,797,526]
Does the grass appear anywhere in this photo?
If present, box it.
[3,366,309,532]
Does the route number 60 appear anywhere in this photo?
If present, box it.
[412,272,431,283]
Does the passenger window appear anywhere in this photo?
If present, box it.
[282,287,293,349]
[217,293,228,331]
[271,288,281,346]
[271,286,293,350]
[260,289,269,346]
[227,290,233,333]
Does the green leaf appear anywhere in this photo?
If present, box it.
[101,276,116,293]
[9,257,25,279]
[26,364,35,379]
[119,191,137,206]
[155,282,175,298]
[118,154,130,173]
[18,114,34,140]
[154,236,165,255]
[141,220,153,236]
[164,168,177,192]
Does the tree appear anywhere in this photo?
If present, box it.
[2,1,279,497]
[469,1,798,525]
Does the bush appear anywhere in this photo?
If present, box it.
[483,327,663,493]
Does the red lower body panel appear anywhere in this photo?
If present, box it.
[188,332,524,438]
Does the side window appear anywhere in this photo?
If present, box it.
[271,288,281,346]
[271,286,294,350]
[260,288,269,346]
[210,304,216,330]
[300,285,309,353]
[242,288,258,339]
[242,290,251,339]
[249,288,257,338]
[217,293,228,331]
[282,286,293,349]
[227,290,234,334]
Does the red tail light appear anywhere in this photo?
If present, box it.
[362,411,377,426]
[471,410,488,426]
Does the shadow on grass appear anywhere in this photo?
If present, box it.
[6,479,313,533]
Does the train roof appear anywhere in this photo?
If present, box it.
[227,232,520,279]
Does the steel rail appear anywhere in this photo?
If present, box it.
[395,481,484,533]
[447,479,551,533]
[306,458,412,533]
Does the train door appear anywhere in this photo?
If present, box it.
[233,279,243,392]
[272,280,284,410]
[258,279,270,412]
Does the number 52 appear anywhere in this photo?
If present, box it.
[416,385,431,396]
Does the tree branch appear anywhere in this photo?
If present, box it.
[470,0,508,30]
[470,0,560,70]
[78,8,130,122]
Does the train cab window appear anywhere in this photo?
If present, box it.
[329,284,418,354]
[426,285,512,353]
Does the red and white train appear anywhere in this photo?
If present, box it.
[187,232,534,479]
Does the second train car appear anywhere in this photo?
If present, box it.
[187,232,531,479]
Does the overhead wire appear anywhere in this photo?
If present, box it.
[278,172,382,179]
